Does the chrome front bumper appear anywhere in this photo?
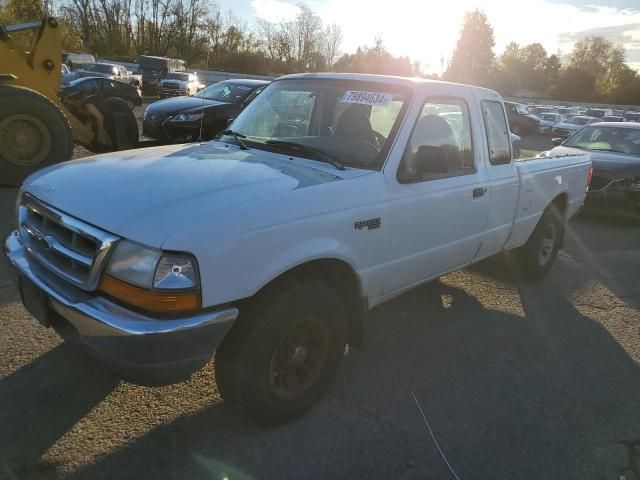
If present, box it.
[4,231,239,385]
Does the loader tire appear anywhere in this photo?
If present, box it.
[0,85,73,187]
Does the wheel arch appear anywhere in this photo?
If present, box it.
[247,257,366,347]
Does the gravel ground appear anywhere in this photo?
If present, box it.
[1,127,639,479]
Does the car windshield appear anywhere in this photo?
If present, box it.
[540,114,556,120]
[564,126,640,155]
[225,79,409,170]
[165,73,190,81]
[85,64,113,74]
[513,104,528,114]
[194,82,256,103]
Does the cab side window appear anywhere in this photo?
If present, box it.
[481,101,512,165]
[398,98,474,183]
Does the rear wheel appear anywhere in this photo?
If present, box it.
[515,206,564,280]
[0,86,73,186]
[215,276,348,425]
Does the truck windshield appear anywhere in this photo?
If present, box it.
[225,79,410,170]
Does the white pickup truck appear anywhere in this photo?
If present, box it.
[4,73,591,425]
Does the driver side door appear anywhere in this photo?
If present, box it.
[382,95,491,296]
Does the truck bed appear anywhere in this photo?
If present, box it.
[506,153,591,249]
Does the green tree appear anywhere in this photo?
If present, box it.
[445,9,495,86]
[333,38,414,76]
[565,36,635,99]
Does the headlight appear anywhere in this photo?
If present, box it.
[105,240,161,288]
[170,113,203,122]
[101,240,200,312]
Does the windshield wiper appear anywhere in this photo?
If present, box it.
[220,129,248,150]
[264,140,346,170]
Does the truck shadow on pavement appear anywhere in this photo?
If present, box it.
[43,254,640,480]
[1,214,639,480]
[0,344,119,480]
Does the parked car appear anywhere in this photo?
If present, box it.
[137,55,186,95]
[532,106,557,115]
[538,112,566,133]
[552,115,599,137]
[511,132,522,158]
[504,101,541,134]
[5,73,591,425]
[624,111,640,122]
[60,63,77,84]
[60,77,143,109]
[585,108,613,119]
[62,52,95,70]
[547,122,640,219]
[143,79,269,141]
[78,62,142,87]
[158,72,202,98]
[603,115,625,122]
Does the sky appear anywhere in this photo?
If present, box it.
[216,0,640,73]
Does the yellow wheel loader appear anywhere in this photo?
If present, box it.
[0,17,138,186]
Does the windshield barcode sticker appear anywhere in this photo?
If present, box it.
[341,91,393,106]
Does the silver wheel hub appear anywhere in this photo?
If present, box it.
[538,222,556,266]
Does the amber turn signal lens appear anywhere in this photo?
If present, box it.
[100,275,200,313]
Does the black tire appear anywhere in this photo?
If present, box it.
[215,276,348,426]
[84,96,138,152]
[515,205,564,281]
[0,85,74,187]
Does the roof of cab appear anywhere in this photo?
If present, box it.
[276,72,500,95]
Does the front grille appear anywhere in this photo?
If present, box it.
[18,194,119,290]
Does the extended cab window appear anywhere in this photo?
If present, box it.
[482,101,511,165]
[398,98,474,182]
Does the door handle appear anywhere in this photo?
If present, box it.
[473,187,487,198]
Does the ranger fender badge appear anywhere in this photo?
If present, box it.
[354,218,381,230]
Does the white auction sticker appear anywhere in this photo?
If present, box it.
[341,91,393,106]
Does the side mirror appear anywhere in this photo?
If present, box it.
[415,145,449,176]
[552,137,563,146]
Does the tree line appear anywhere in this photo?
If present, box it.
[445,10,640,104]
[2,0,638,104]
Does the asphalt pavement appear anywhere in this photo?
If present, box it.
[1,133,639,480]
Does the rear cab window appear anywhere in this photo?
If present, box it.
[481,101,512,165]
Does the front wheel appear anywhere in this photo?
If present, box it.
[514,206,564,281]
[215,277,348,425]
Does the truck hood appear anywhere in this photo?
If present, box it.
[24,142,358,248]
